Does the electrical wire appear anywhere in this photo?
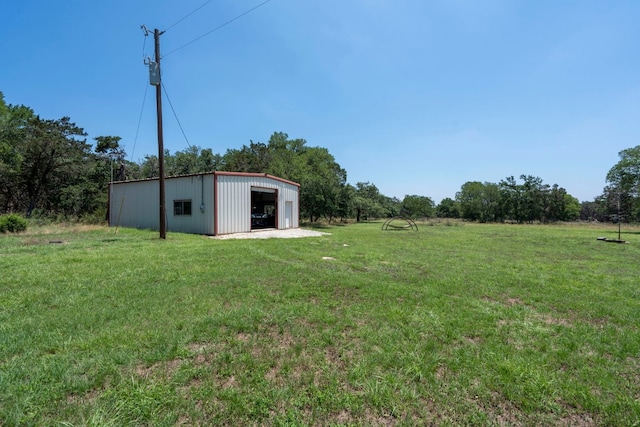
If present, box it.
[162,0,273,59]
[142,32,147,61]
[161,81,192,148]
[164,0,215,33]
[130,82,149,163]
[112,80,149,233]
[140,25,152,62]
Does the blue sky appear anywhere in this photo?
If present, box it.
[2,0,639,203]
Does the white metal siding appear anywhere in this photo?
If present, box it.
[110,180,159,231]
[165,175,215,234]
[109,172,298,236]
[110,175,215,235]
[216,175,252,235]
[216,175,299,234]
[277,182,299,229]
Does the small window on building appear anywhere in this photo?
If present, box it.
[174,200,192,216]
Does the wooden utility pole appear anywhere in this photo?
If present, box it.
[154,28,167,239]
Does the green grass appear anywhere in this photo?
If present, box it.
[1,221,639,426]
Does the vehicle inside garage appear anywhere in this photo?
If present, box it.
[251,188,277,229]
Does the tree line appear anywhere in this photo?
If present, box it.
[448,176,581,223]
[1,91,639,224]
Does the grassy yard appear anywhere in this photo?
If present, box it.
[0,221,639,426]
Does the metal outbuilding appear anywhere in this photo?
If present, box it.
[108,171,300,235]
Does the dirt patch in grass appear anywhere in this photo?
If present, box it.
[486,294,574,329]
[622,356,640,393]
[587,317,610,327]
[540,313,573,327]
[481,295,526,308]
[363,408,402,426]
[334,410,353,425]
[504,296,525,306]
[66,386,102,406]
[555,400,599,426]
[236,332,250,342]
[175,414,194,426]
[264,366,280,383]
[435,365,450,381]
[183,377,203,389]
[558,411,597,426]
[135,358,183,379]
[186,341,226,357]
[221,375,237,389]
[472,391,526,425]
[463,335,483,345]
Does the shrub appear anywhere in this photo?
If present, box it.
[0,214,28,233]
[81,208,108,225]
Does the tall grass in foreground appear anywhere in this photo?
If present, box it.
[0,222,639,425]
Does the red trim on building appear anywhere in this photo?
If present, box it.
[110,171,300,188]
[213,171,300,187]
[275,188,279,229]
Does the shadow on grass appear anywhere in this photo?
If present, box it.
[301,222,338,230]
[301,220,386,230]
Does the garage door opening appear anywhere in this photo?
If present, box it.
[251,188,277,230]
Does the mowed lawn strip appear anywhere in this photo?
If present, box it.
[0,222,638,425]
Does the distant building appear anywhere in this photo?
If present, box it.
[108,171,299,235]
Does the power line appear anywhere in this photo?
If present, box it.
[130,81,150,163]
[140,25,153,63]
[161,81,192,148]
[164,0,215,33]
[162,0,273,58]
[142,30,148,61]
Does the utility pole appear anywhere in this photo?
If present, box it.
[152,28,166,239]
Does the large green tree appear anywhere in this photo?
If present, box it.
[606,146,640,197]
[0,91,132,219]
[95,136,126,184]
[400,195,435,219]
[0,96,33,213]
[20,116,93,217]
[456,181,502,222]
[336,184,356,222]
[546,184,580,222]
[436,198,460,218]
[219,132,348,223]
[352,182,387,222]
[296,146,347,223]
[499,175,572,223]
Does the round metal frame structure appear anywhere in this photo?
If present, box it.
[381,217,419,231]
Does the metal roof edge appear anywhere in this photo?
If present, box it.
[213,171,300,187]
[110,171,300,187]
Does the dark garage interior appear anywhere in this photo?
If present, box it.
[251,189,277,229]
